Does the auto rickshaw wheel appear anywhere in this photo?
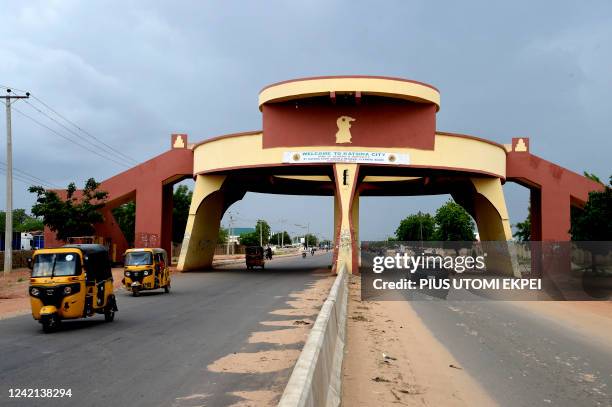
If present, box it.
[41,314,60,333]
[164,284,170,293]
[104,298,116,322]
[132,287,140,297]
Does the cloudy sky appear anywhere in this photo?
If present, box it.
[1,1,610,241]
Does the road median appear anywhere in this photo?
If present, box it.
[278,264,348,407]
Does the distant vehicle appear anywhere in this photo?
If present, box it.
[246,246,265,269]
[28,244,117,333]
[123,248,171,296]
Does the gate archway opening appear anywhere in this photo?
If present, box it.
[43,76,602,275]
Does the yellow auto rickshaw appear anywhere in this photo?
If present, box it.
[28,244,118,333]
[246,246,265,270]
[123,248,170,296]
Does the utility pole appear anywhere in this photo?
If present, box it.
[259,222,263,246]
[226,211,237,255]
[1,89,29,275]
[278,218,287,248]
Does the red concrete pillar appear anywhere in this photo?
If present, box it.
[540,187,571,241]
[161,184,174,260]
[135,185,163,250]
[529,188,542,241]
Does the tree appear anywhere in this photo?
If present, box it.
[172,185,192,243]
[0,209,44,232]
[16,217,44,232]
[433,200,476,241]
[304,233,318,247]
[570,175,612,241]
[218,227,229,244]
[270,231,291,246]
[513,215,531,242]
[238,231,260,246]
[29,178,108,241]
[583,171,603,184]
[513,206,531,242]
[112,202,135,246]
[395,211,435,241]
[255,219,271,245]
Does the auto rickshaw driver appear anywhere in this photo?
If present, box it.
[123,248,171,296]
[28,244,118,333]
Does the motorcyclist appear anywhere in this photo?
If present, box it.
[266,247,273,260]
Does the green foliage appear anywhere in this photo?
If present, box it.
[172,185,192,243]
[16,217,44,232]
[395,211,435,241]
[433,200,476,241]
[513,215,531,242]
[0,209,44,232]
[513,206,531,242]
[255,219,271,245]
[270,231,291,246]
[394,201,476,242]
[583,171,603,184]
[238,231,260,246]
[29,178,108,241]
[571,177,612,241]
[238,220,272,246]
[218,227,229,244]
[304,233,318,247]
[112,202,135,246]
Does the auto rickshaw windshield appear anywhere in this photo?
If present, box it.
[32,252,80,277]
[125,251,153,266]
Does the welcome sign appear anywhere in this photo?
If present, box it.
[282,151,410,165]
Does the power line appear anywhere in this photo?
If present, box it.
[0,166,54,189]
[0,84,139,166]
[11,105,132,169]
[24,99,138,164]
[0,161,61,188]
[23,100,138,164]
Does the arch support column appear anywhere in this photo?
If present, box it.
[470,177,512,241]
[333,164,359,274]
[469,177,518,276]
[177,175,227,271]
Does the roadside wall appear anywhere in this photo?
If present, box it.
[0,250,34,271]
[278,265,348,407]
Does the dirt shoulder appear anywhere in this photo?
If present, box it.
[342,275,496,407]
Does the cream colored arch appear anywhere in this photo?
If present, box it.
[177,175,227,271]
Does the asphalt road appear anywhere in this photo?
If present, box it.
[409,291,612,407]
[0,252,333,407]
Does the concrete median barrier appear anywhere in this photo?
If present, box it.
[278,264,348,407]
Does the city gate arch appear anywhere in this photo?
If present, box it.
[178,76,593,274]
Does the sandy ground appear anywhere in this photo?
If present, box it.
[0,268,31,319]
[342,275,497,407]
[207,272,335,406]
